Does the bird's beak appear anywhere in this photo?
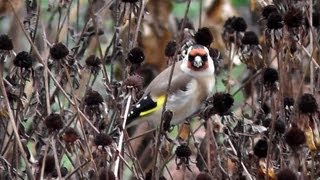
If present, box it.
[193,56,203,68]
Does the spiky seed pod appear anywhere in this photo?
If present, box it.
[175,144,192,158]
[231,17,247,32]
[298,93,318,114]
[195,172,212,180]
[267,12,284,29]
[127,47,144,64]
[253,139,268,158]
[263,67,278,85]
[85,55,101,67]
[164,41,177,57]
[262,5,278,19]
[45,113,64,131]
[224,16,237,33]
[63,127,79,143]
[50,42,69,60]
[94,133,113,147]
[275,119,286,134]
[194,27,213,47]
[0,34,13,51]
[285,127,306,148]
[242,31,259,45]
[84,90,104,106]
[276,168,297,180]
[212,93,234,116]
[284,8,304,28]
[13,51,34,69]
[123,75,143,90]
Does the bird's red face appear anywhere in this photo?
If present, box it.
[187,47,209,71]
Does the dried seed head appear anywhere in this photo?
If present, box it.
[164,40,177,57]
[212,93,234,116]
[242,31,259,45]
[284,8,304,28]
[0,34,13,51]
[145,170,152,180]
[194,27,213,47]
[262,103,270,114]
[267,12,284,29]
[50,42,69,60]
[275,119,286,134]
[195,172,212,180]
[277,168,297,180]
[13,51,34,69]
[123,75,143,89]
[45,113,64,131]
[84,90,104,106]
[127,47,145,64]
[298,93,318,114]
[177,18,195,30]
[262,5,278,19]
[39,155,56,174]
[63,127,79,143]
[263,67,279,85]
[231,17,247,32]
[285,127,306,148]
[175,144,192,158]
[94,133,113,147]
[52,167,68,178]
[99,168,116,180]
[85,55,101,67]
[224,16,237,33]
[253,139,268,158]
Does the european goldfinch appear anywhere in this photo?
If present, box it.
[127,44,215,127]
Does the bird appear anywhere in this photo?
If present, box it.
[126,44,215,127]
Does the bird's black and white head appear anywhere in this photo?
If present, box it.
[180,45,215,77]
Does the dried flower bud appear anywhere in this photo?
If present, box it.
[94,133,112,147]
[224,16,237,33]
[194,27,213,47]
[195,172,212,180]
[13,51,34,69]
[284,8,304,28]
[253,139,268,158]
[262,5,278,19]
[212,93,234,116]
[298,93,318,114]
[85,55,101,67]
[127,47,144,64]
[285,127,306,148]
[63,127,79,143]
[284,97,294,108]
[275,119,286,134]
[242,31,259,45]
[0,34,13,51]
[276,168,297,180]
[164,41,177,57]
[85,90,104,106]
[175,144,192,158]
[50,42,69,60]
[45,113,64,131]
[267,12,283,29]
[263,67,278,85]
[231,17,247,32]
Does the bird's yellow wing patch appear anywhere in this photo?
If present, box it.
[139,95,165,117]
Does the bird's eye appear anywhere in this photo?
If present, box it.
[188,55,195,61]
[201,54,207,61]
